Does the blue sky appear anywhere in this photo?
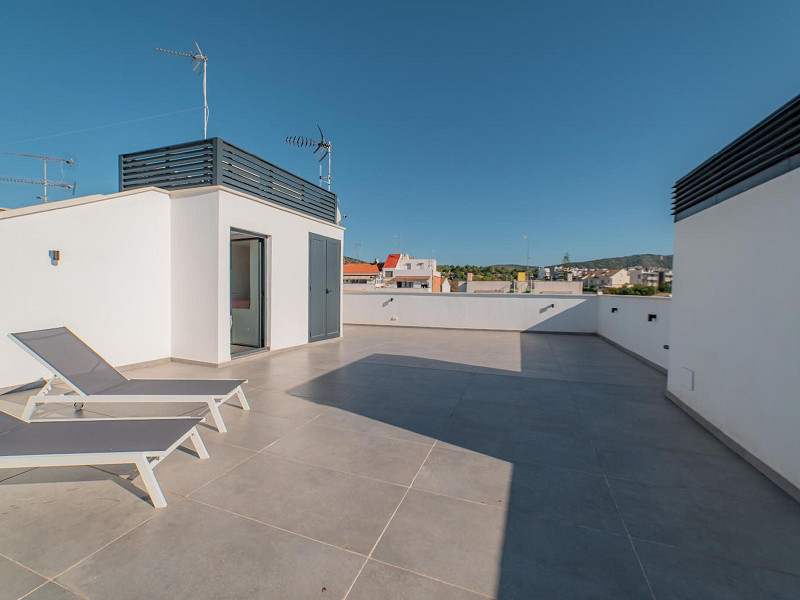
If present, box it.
[1,1,798,265]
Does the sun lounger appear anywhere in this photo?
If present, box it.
[0,410,208,507]
[9,327,249,432]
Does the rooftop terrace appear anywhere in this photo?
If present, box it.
[1,326,799,599]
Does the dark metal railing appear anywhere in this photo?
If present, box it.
[672,93,800,221]
[119,138,338,223]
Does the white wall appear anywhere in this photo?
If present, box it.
[668,168,800,490]
[597,295,670,370]
[217,189,344,362]
[0,185,345,388]
[0,190,172,388]
[344,292,598,332]
[170,190,220,364]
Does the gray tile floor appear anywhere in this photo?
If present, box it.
[2,325,800,599]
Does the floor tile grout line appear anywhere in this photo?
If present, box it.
[342,441,438,600]
[285,418,438,448]
[0,550,50,581]
[48,507,166,584]
[18,580,90,600]
[187,411,327,498]
[547,335,658,599]
[42,412,329,586]
[185,497,368,559]
[1,545,91,600]
[368,557,498,599]
[601,474,657,600]
[256,451,414,489]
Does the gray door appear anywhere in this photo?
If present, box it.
[309,233,341,342]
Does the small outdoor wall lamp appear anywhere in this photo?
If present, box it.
[611,307,618,313]
[648,314,657,322]
[49,250,60,266]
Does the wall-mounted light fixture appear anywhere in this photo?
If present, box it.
[648,314,657,322]
[48,250,60,266]
[611,307,618,313]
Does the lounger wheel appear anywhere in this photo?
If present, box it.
[73,402,85,410]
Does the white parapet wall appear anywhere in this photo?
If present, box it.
[344,291,670,370]
[344,291,599,333]
[597,295,671,370]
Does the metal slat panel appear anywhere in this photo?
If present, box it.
[220,173,331,220]
[119,138,338,222]
[673,93,800,220]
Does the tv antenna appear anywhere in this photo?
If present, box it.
[1,152,76,203]
[285,125,332,191]
[155,41,209,138]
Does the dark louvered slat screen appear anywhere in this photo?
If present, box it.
[120,138,338,223]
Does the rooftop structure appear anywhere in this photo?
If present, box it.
[0,139,344,387]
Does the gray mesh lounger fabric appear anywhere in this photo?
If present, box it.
[10,327,128,394]
[0,416,202,456]
[0,409,207,507]
[10,327,250,432]
[99,379,247,397]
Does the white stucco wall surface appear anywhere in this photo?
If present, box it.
[668,169,800,489]
[344,292,599,332]
[0,190,172,389]
[597,295,670,370]
[217,189,344,361]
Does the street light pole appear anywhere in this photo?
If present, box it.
[523,235,530,293]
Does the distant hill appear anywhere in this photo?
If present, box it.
[343,256,364,264]
[494,254,672,271]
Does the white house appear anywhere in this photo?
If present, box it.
[0,138,344,390]
[381,253,444,292]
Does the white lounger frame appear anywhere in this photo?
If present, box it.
[9,337,249,433]
[22,385,249,433]
[0,419,209,508]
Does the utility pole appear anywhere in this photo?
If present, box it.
[523,235,530,293]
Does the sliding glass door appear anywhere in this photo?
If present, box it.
[230,232,265,355]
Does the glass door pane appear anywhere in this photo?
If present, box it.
[231,237,263,352]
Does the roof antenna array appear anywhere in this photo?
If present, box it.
[285,125,332,191]
[155,41,209,139]
[0,152,76,203]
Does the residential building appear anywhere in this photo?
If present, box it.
[0,138,344,388]
[628,267,673,287]
[343,262,381,290]
[530,280,583,294]
[458,280,512,293]
[381,253,443,292]
[577,268,630,289]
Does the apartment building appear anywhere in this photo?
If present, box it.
[577,268,630,289]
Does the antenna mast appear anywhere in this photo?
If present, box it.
[2,153,75,203]
[285,125,332,190]
[155,41,208,138]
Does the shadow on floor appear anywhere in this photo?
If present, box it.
[282,332,800,599]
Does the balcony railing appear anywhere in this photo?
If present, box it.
[119,138,338,223]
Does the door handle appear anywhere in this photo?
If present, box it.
[326,288,331,294]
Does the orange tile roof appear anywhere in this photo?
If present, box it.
[343,263,380,275]
[383,254,401,269]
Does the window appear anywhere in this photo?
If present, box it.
[385,270,393,277]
